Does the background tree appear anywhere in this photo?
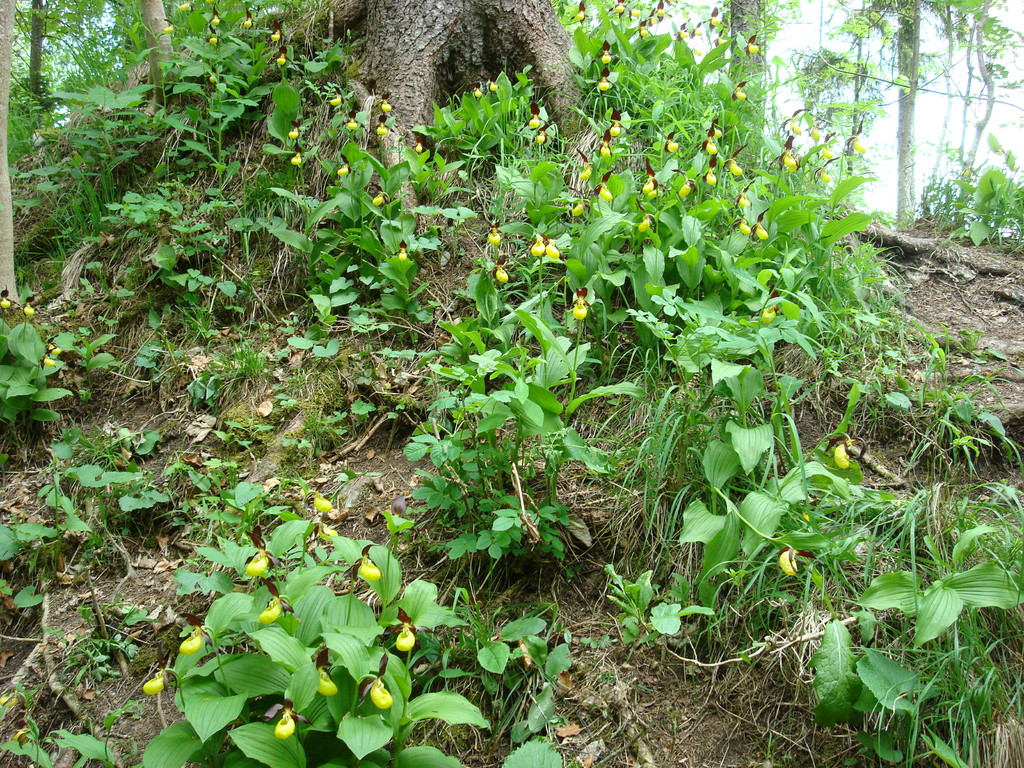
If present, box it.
[0,0,13,298]
[895,0,921,223]
[140,0,171,105]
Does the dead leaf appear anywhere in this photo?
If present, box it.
[557,670,574,693]
[155,535,170,554]
[0,651,13,668]
[256,399,274,418]
[556,723,581,739]
[518,639,533,669]
[366,449,376,460]
[263,477,281,492]
[364,507,380,524]
[328,509,350,523]
[135,556,158,570]
[580,755,594,768]
[181,453,205,468]
[81,689,96,701]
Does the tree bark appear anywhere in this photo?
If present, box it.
[964,0,994,171]
[140,0,172,106]
[354,0,581,142]
[895,0,920,225]
[27,0,43,101]
[729,0,764,77]
[0,0,14,298]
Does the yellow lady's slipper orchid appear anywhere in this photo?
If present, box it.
[704,170,717,186]
[853,138,866,154]
[495,266,509,283]
[274,711,295,739]
[545,241,561,260]
[259,597,283,624]
[754,223,769,240]
[346,119,359,130]
[833,442,850,469]
[572,301,588,321]
[370,679,393,709]
[778,548,799,576]
[208,35,218,44]
[580,164,592,182]
[488,230,501,246]
[571,201,585,217]
[728,160,742,177]
[330,95,342,106]
[737,193,750,207]
[530,237,546,258]
[377,124,389,137]
[738,219,751,236]
[180,629,203,656]
[245,551,269,578]
[288,128,299,140]
[638,215,651,233]
[317,668,339,696]
[163,25,174,34]
[396,627,416,652]
[598,184,614,202]
[143,675,165,695]
[290,153,302,166]
[337,164,349,177]
[678,180,693,197]
[358,557,382,582]
[314,496,333,513]
[372,193,385,206]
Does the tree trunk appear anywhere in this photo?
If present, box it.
[964,0,995,171]
[337,0,581,143]
[729,0,764,81]
[27,0,43,101]
[895,0,920,225]
[926,1,956,198]
[140,0,172,106]
[0,0,14,298]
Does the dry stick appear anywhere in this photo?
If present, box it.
[338,413,390,458]
[861,451,905,486]
[509,463,540,544]
[665,616,858,669]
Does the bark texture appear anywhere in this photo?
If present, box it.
[895,0,920,225]
[345,0,580,139]
[140,0,173,105]
[0,0,13,298]
[28,0,44,100]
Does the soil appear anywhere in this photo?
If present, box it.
[2,225,1023,768]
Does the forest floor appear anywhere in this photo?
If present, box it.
[1,224,1023,768]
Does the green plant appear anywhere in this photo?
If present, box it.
[142,519,486,768]
[452,598,571,744]
[0,317,72,426]
[603,564,712,645]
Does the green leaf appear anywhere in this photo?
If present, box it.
[271,81,300,118]
[738,492,784,554]
[725,422,773,475]
[810,620,861,726]
[702,440,740,489]
[856,649,921,713]
[650,603,682,635]
[477,641,510,674]
[829,176,873,207]
[337,715,393,760]
[914,583,963,646]
[679,500,726,544]
[219,654,291,697]
[821,212,872,245]
[945,562,1022,609]
[206,592,254,634]
[395,746,462,768]
[183,689,246,742]
[859,572,920,616]
[404,692,489,727]
[500,616,546,641]
[950,526,997,566]
[31,387,72,402]
[143,722,204,768]
[52,731,114,762]
[229,723,305,768]
[565,382,644,417]
[500,739,562,768]
[252,625,312,671]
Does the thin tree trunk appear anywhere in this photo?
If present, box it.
[140,0,172,106]
[895,0,920,225]
[958,11,975,166]
[0,0,15,298]
[927,2,956,192]
[964,0,995,170]
[27,0,43,100]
